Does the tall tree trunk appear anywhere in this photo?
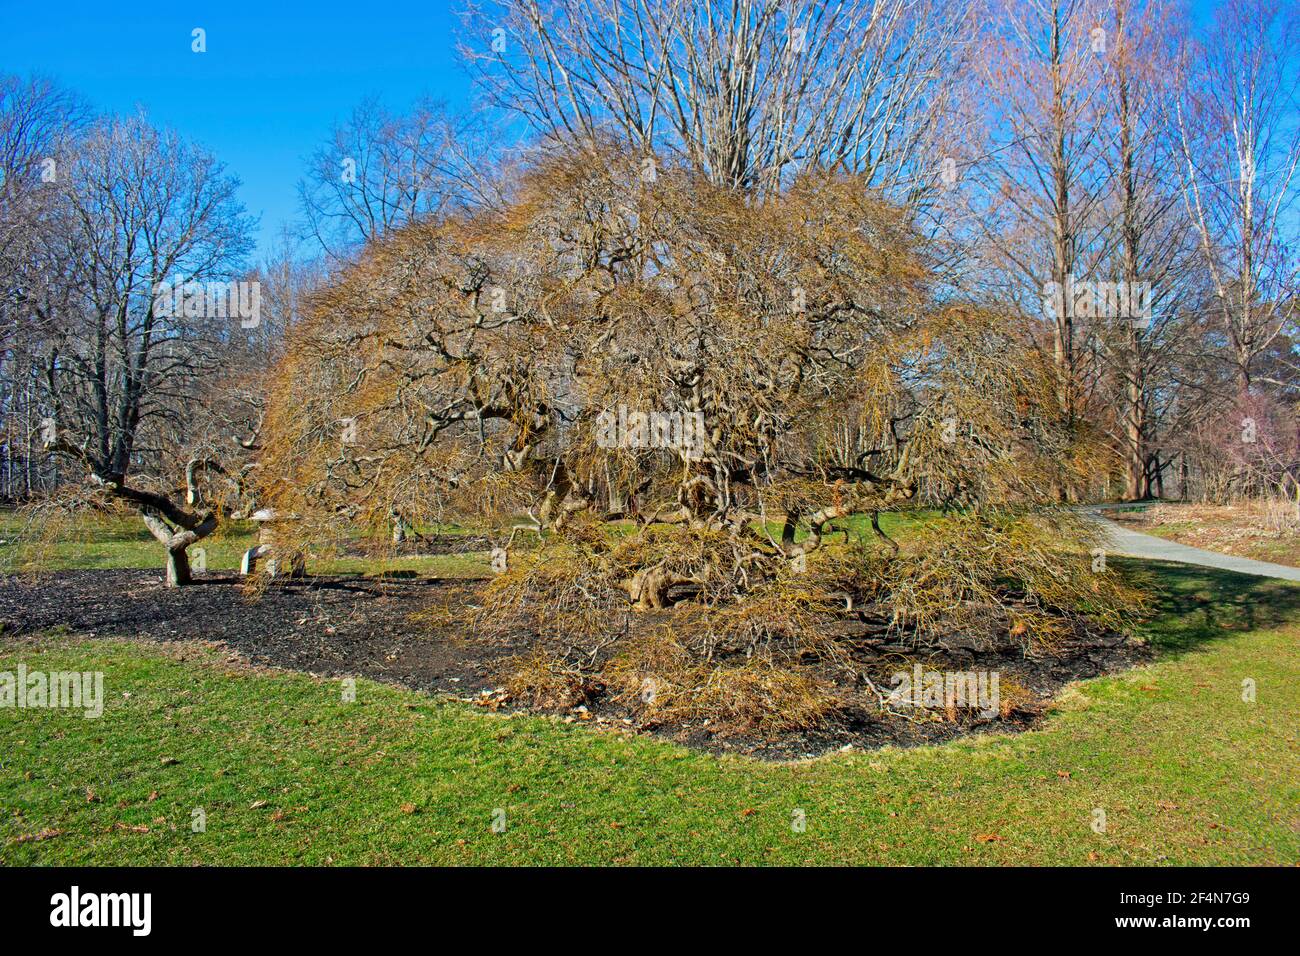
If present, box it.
[1049,0,1076,425]
[1123,380,1148,500]
[1113,5,1150,503]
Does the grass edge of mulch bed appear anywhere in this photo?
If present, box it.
[2,559,1298,865]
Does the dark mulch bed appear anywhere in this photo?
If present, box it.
[0,568,1150,759]
[0,569,502,696]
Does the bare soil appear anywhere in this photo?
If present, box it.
[0,568,1149,759]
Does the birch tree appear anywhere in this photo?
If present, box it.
[1177,0,1300,393]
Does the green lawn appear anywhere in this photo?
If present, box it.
[0,509,939,582]
[2,556,1297,865]
[0,512,489,579]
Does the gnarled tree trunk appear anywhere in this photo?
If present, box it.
[142,508,217,588]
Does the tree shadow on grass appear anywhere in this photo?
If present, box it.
[1115,557,1300,656]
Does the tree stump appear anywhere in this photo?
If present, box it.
[239,509,305,578]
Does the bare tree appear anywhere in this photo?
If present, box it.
[0,75,89,499]
[962,0,1113,437]
[246,227,323,352]
[36,113,255,585]
[461,0,969,202]
[1094,0,1203,499]
[298,95,495,261]
[1176,0,1300,393]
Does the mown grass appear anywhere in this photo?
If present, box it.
[0,512,489,579]
[2,557,1297,865]
[0,508,941,581]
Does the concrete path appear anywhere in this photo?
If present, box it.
[1082,505,1300,583]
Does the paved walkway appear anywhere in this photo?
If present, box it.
[1082,505,1300,583]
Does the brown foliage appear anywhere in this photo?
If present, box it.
[259,144,1144,730]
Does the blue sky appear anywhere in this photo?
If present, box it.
[1,0,1227,263]
[0,1,477,260]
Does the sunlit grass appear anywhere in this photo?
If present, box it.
[0,511,490,578]
[2,558,1297,865]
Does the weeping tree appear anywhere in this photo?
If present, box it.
[260,145,1136,725]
